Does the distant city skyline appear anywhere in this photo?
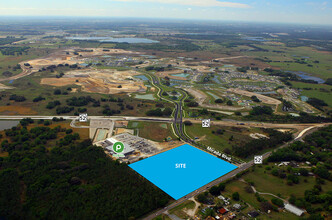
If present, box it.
[0,0,331,25]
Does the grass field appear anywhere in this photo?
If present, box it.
[169,200,195,219]
[222,167,326,219]
[128,121,176,142]
[222,180,300,219]
[244,45,332,80]
[291,81,332,107]
[152,214,171,220]
[0,47,52,79]
[243,165,332,199]
[185,123,260,152]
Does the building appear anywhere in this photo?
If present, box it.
[218,208,228,215]
[104,137,135,156]
[284,204,305,216]
[233,204,241,210]
[248,211,259,218]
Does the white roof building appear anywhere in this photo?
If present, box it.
[284,204,305,216]
[104,138,134,156]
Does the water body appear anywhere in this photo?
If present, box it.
[171,73,190,78]
[212,75,221,84]
[206,91,220,100]
[242,37,266,42]
[66,36,159,44]
[287,71,325,84]
[0,120,19,130]
[256,91,277,95]
[134,75,149,81]
[135,94,155,100]
[223,65,234,68]
[301,96,309,102]
[95,129,107,142]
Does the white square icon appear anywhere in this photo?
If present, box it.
[79,113,88,122]
[254,156,263,164]
[202,119,210,128]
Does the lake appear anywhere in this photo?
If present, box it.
[66,36,159,44]
[0,120,19,130]
[287,71,325,84]
[242,37,266,42]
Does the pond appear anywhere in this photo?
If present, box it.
[95,129,108,142]
[206,92,220,100]
[171,73,190,78]
[135,94,156,100]
[301,96,309,102]
[287,71,325,84]
[66,36,159,44]
[134,75,149,81]
[0,120,19,130]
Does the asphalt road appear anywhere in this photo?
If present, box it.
[0,115,173,122]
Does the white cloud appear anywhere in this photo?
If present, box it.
[110,0,250,8]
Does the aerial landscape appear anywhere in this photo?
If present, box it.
[0,0,331,220]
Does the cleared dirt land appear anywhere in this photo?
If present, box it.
[41,68,147,94]
[228,88,282,105]
[156,69,189,81]
[185,88,245,111]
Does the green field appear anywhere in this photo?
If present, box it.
[169,200,195,218]
[185,123,260,152]
[0,48,49,79]
[245,45,332,80]
[221,180,300,220]
[291,81,332,107]
[152,214,171,220]
[128,121,176,142]
[221,162,332,219]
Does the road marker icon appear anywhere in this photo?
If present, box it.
[113,142,125,158]
[79,113,88,122]
[202,119,210,128]
[254,155,263,164]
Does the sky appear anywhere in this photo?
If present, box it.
[0,0,332,25]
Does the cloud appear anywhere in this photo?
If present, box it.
[110,0,250,8]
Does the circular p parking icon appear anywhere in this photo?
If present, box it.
[113,142,125,153]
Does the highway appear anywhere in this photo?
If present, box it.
[0,115,173,122]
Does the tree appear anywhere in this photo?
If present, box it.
[162,107,172,116]
[209,186,220,196]
[184,121,192,126]
[250,106,273,116]
[197,193,209,204]
[251,96,261,102]
[260,201,274,212]
[271,198,284,207]
[54,89,61,95]
[186,101,199,107]
[226,100,233,106]
[232,192,240,201]
[215,99,223,103]
[299,168,309,176]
